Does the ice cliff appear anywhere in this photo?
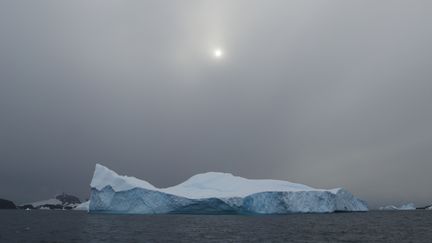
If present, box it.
[89,164,368,214]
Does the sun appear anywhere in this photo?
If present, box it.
[212,48,223,59]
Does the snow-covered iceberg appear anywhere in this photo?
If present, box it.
[89,164,368,214]
[379,203,416,211]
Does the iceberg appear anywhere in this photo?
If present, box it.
[89,164,368,214]
[379,203,416,211]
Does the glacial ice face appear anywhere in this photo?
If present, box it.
[89,164,368,214]
[74,201,90,211]
[242,191,338,214]
[90,186,238,214]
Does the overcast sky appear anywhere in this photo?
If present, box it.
[1,0,431,208]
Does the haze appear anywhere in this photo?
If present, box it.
[1,0,431,208]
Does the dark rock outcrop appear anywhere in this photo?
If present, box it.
[56,193,81,205]
[417,204,432,210]
[40,204,63,210]
[18,204,35,210]
[0,198,17,209]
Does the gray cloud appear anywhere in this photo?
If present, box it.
[1,0,431,207]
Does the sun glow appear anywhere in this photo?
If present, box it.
[212,48,223,59]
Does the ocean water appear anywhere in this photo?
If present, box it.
[0,210,431,242]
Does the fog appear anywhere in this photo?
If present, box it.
[1,1,431,207]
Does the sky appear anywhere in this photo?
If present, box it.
[0,0,431,208]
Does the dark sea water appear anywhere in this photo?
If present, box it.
[0,210,431,242]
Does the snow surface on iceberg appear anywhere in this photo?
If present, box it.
[89,164,368,214]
